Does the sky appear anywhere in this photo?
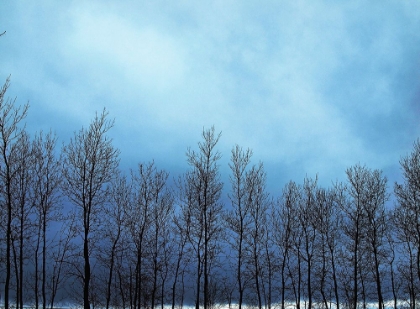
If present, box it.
[1,1,420,197]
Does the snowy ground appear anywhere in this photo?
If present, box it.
[0,301,413,309]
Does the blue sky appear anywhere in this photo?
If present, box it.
[1,1,420,195]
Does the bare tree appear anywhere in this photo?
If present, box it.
[48,211,78,309]
[314,186,343,309]
[393,203,420,308]
[261,218,275,309]
[147,165,173,309]
[392,140,420,308]
[340,164,389,309]
[178,126,224,309]
[385,219,400,309]
[286,183,305,309]
[243,162,269,309]
[127,162,165,309]
[225,145,252,309]
[99,172,131,309]
[361,169,389,309]
[298,177,318,309]
[171,208,191,309]
[0,77,29,309]
[158,221,175,309]
[31,131,62,309]
[61,109,119,309]
[395,139,420,285]
[11,131,34,309]
[273,181,299,309]
[341,165,369,309]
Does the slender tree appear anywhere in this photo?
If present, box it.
[158,223,175,309]
[288,184,304,309]
[273,181,299,309]
[31,131,62,309]
[393,139,420,309]
[148,166,173,309]
[244,162,269,309]
[395,139,420,286]
[178,126,224,309]
[171,208,191,309]
[341,165,369,309]
[61,109,119,309]
[101,173,130,309]
[44,209,78,309]
[128,162,163,309]
[298,177,318,309]
[11,131,33,309]
[316,186,343,309]
[261,218,275,309]
[385,220,399,309]
[340,164,389,309]
[0,77,29,309]
[225,145,253,309]
[361,169,389,309]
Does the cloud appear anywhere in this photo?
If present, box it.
[1,0,420,191]
[67,7,187,91]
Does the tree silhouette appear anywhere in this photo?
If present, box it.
[0,77,29,309]
[61,109,119,309]
[31,131,62,309]
[178,127,224,309]
[226,145,252,309]
[394,139,420,308]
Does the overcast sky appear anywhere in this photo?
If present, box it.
[1,1,420,195]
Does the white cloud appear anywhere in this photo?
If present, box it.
[68,11,186,91]
[1,0,419,188]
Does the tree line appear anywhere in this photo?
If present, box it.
[1,77,420,309]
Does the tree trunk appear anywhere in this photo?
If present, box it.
[254,244,262,309]
[373,246,384,309]
[195,251,201,309]
[238,236,243,309]
[204,227,208,309]
[19,195,24,309]
[5,194,11,309]
[171,257,182,309]
[306,251,312,309]
[84,228,91,309]
[151,253,158,309]
[280,253,287,309]
[352,225,359,309]
[320,244,329,309]
[12,239,20,309]
[35,223,41,309]
[265,236,272,309]
[330,246,340,309]
[42,212,47,309]
[106,237,119,309]
[389,255,397,309]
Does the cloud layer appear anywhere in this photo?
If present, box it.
[1,1,420,192]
